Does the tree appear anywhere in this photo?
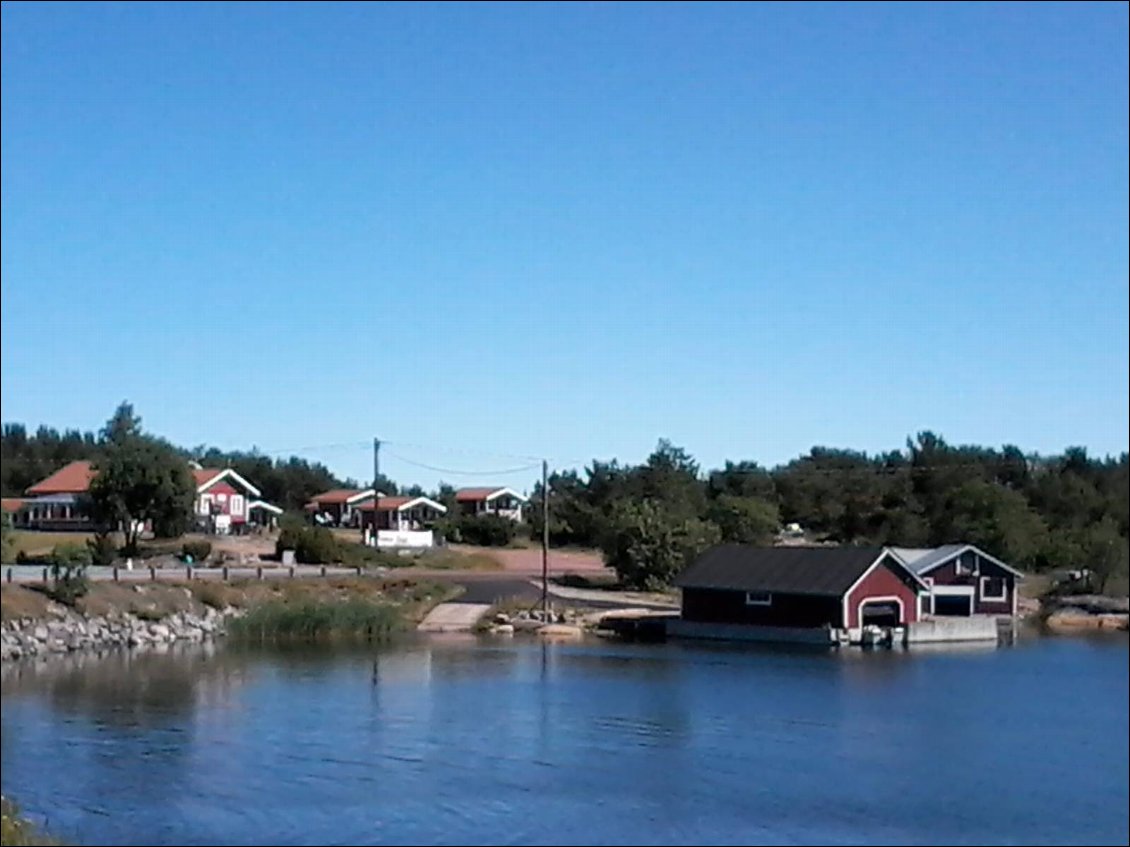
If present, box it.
[88,404,195,552]
[601,499,720,590]
[1081,517,1129,594]
[939,479,1048,568]
[707,495,779,544]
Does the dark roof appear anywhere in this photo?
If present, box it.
[676,545,888,596]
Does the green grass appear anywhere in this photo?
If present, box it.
[227,598,404,642]
[1,797,62,846]
[7,530,95,559]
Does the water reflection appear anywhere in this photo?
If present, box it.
[1,635,1127,847]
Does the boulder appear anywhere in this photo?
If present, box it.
[536,623,584,641]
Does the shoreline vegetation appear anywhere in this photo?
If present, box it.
[0,575,460,661]
[1,797,58,846]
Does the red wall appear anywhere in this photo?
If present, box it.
[199,481,248,523]
[924,551,1015,615]
[845,561,920,628]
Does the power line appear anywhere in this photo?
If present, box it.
[381,438,545,464]
[384,450,542,478]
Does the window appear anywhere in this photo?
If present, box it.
[920,594,933,616]
[231,495,244,515]
[745,591,773,606]
[199,494,212,515]
[980,576,1007,602]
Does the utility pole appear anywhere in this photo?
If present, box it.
[372,437,381,547]
[541,458,549,620]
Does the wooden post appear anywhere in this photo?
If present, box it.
[222,566,229,581]
[320,565,327,577]
[186,566,192,581]
[355,565,362,577]
[5,568,11,584]
[150,565,157,581]
[42,567,49,585]
[289,565,295,579]
[542,458,550,620]
[113,566,119,582]
[257,565,263,580]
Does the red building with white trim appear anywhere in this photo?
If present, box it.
[672,546,928,645]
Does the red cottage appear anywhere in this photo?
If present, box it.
[890,545,1022,618]
[672,546,929,646]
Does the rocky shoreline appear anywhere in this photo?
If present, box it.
[1,601,241,662]
[1042,594,1130,633]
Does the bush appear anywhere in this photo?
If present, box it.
[87,532,117,567]
[181,540,213,562]
[455,514,518,547]
[52,542,92,568]
[49,542,90,606]
[276,523,340,564]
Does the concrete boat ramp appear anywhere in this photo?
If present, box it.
[417,603,493,633]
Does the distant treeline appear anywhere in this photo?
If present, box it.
[527,435,1128,585]
[3,419,1127,584]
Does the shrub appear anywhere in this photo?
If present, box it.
[181,540,213,562]
[49,542,91,606]
[276,524,340,564]
[87,532,117,567]
[456,514,518,547]
[52,542,92,568]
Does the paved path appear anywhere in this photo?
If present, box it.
[417,602,493,633]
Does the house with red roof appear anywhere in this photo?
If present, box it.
[16,459,279,534]
[355,495,447,532]
[455,487,527,522]
[18,460,96,530]
[303,488,376,527]
[191,466,266,534]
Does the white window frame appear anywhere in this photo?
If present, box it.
[230,494,244,516]
[745,591,773,607]
[980,575,1007,602]
[199,494,212,515]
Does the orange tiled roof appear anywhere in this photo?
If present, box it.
[1,497,25,513]
[455,487,503,502]
[192,468,223,487]
[26,460,97,495]
[310,489,367,505]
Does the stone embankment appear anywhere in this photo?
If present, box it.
[2,602,240,661]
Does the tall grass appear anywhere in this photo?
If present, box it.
[1,797,61,846]
[227,599,403,643]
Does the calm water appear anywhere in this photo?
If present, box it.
[2,634,1127,846]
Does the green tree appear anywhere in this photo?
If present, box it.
[88,403,195,553]
[940,479,1048,568]
[601,499,720,590]
[707,495,779,544]
[1081,517,1129,594]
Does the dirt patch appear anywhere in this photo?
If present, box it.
[0,585,51,621]
[449,545,608,575]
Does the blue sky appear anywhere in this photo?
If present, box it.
[2,2,1127,492]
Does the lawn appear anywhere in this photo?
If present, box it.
[6,530,95,559]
